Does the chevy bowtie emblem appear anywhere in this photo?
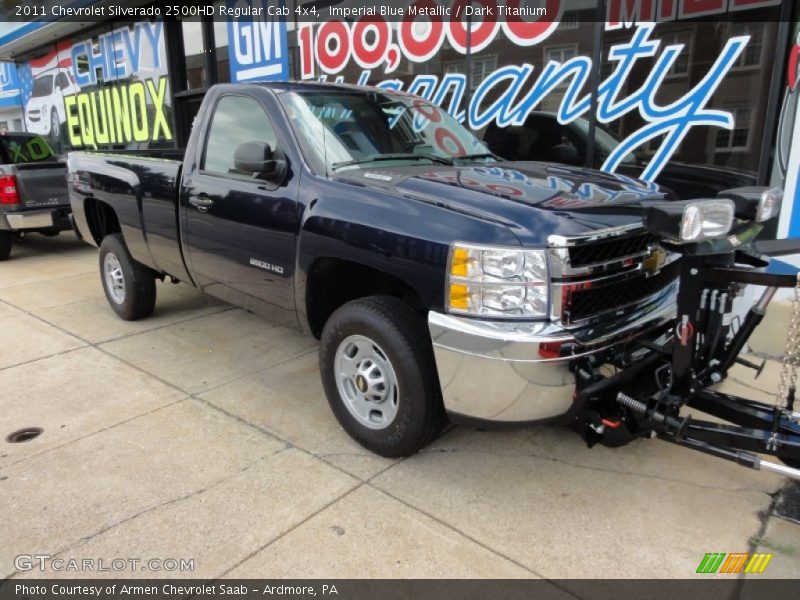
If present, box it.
[643,246,667,277]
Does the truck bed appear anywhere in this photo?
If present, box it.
[67,149,191,283]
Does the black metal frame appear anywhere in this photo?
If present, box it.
[662,248,800,466]
[578,240,800,471]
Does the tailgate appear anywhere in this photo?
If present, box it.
[12,162,69,209]
[0,133,69,210]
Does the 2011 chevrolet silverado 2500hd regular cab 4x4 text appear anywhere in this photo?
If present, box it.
[67,82,800,476]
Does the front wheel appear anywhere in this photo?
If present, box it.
[319,296,446,458]
[50,108,60,142]
[99,234,156,321]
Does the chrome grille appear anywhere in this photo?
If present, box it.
[567,233,661,268]
[565,260,679,323]
[548,227,679,327]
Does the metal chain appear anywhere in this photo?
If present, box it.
[775,272,800,407]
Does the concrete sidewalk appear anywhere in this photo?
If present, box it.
[0,234,797,582]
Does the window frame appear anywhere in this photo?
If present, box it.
[543,44,579,90]
[559,11,579,30]
[659,30,693,79]
[714,107,752,153]
[729,23,766,72]
[444,55,497,92]
[544,44,579,65]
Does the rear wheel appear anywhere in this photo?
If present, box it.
[99,234,156,321]
[319,296,446,457]
[0,231,11,261]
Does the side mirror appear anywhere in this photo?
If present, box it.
[551,143,580,165]
[234,141,285,181]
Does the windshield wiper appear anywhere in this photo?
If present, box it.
[453,153,498,162]
[331,153,453,170]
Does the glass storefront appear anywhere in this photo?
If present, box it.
[273,0,788,199]
[14,20,174,155]
[1,0,794,203]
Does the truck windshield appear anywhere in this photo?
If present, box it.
[31,75,53,98]
[279,89,491,173]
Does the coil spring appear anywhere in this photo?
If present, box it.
[616,392,666,424]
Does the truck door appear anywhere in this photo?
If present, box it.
[181,92,299,324]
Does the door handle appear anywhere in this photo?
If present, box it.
[188,194,214,212]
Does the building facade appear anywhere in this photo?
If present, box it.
[0,0,797,236]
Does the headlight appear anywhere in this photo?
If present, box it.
[447,243,549,318]
[757,188,782,222]
[718,186,782,223]
[644,199,734,243]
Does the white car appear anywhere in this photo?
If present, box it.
[24,68,79,140]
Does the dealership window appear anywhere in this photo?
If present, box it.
[213,1,230,83]
[182,21,208,90]
[599,18,779,194]
[280,0,781,199]
[715,108,752,151]
[473,9,597,159]
[369,30,465,118]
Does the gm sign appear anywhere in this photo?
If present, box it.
[227,0,289,82]
[0,62,21,109]
[0,62,20,95]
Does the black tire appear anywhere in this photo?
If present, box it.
[98,234,156,321]
[50,108,60,142]
[319,296,446,458]
[0,231,11,261]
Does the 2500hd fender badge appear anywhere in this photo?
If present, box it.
[249,258,284,275]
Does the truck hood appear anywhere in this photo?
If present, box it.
[334,161,667,243]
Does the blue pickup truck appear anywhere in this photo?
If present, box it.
[67,82,800,478]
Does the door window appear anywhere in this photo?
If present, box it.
[203,95,278,176]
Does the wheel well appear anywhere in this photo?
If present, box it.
[306,258,426,338]
[84,198,121,245]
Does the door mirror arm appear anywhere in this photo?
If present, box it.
[234,141,287,183]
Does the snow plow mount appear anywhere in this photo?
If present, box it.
[572,230,800,481]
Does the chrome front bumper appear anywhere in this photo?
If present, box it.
[428,302,675,424]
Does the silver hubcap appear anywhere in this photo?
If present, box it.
[334,335,399,430]
[103,253,125,304]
